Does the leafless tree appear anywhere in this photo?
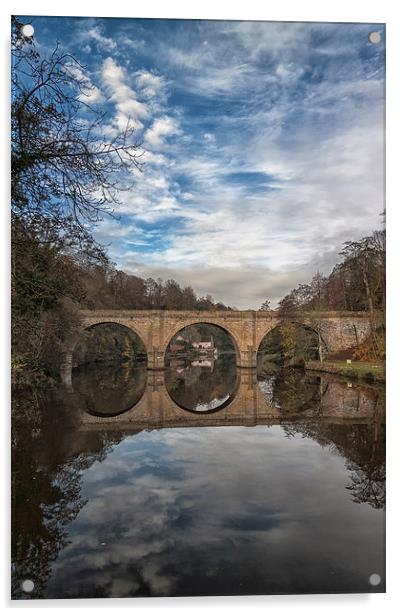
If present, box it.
[11,16,144,255]
[259,299,271,311]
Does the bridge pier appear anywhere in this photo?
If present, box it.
[147,369,166,387]
[147,348,166,370]
[237,347,257,369]
[60,351,74,390]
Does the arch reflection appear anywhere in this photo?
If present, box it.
[71,322,148,417]
[72,361,148,418]
[257,366,325,414]
[165,355,240,413]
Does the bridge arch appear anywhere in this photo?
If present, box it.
[73,364,148,418]
[163,320,241,365]
[287,320,329,356]
[256,320,329,362]
[60,320,148,388]
[81,320,148,355]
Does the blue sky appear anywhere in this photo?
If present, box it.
[21,17,385,308]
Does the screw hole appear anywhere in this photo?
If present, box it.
[21,579,34,593]
[21,24,34,38]
[369,573,381,586]
[368,32,381,44]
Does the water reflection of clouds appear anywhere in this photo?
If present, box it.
[46,426,384,597]
[195,394,230,411]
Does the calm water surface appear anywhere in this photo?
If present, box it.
[12,355,385,598]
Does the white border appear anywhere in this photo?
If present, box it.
[0,0,393,22]
[2,1,401,614]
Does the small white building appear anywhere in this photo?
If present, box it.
[191,359,213,368]
[192,340,213,350]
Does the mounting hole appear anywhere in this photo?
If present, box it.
[21,24,34,38]
[368,31,381,44]
[21,579,34,593]
[369,573,381,586]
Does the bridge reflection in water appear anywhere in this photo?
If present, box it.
[69,364,385,433]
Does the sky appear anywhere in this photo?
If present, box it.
[21,17,385,308]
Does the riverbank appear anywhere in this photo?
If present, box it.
[305,360,385,384]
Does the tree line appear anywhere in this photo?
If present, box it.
[269,227,385,317]
[79,265,232,311]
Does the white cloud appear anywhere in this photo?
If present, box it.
[276,63,305,81]
[144,116,181,149]
[141,150,168,166]
[101,57,149,134]
[135,70,165,98]
[87,25,117,52]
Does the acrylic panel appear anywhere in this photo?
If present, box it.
[11,16,386,599]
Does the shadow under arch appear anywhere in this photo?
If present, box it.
[288,320,329,356]
[80,320,148,362]
[70,322,148,417]
[164,322,240,414]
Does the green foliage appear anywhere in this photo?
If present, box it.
[73,323,146,367]
[259,323,320,365]
[305,360,385,384]
[12,217,85,316]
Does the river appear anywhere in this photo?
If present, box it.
[11,353,385,598]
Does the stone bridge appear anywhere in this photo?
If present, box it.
[61,309,373,384]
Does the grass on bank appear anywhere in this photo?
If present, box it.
[305,359,385,384]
